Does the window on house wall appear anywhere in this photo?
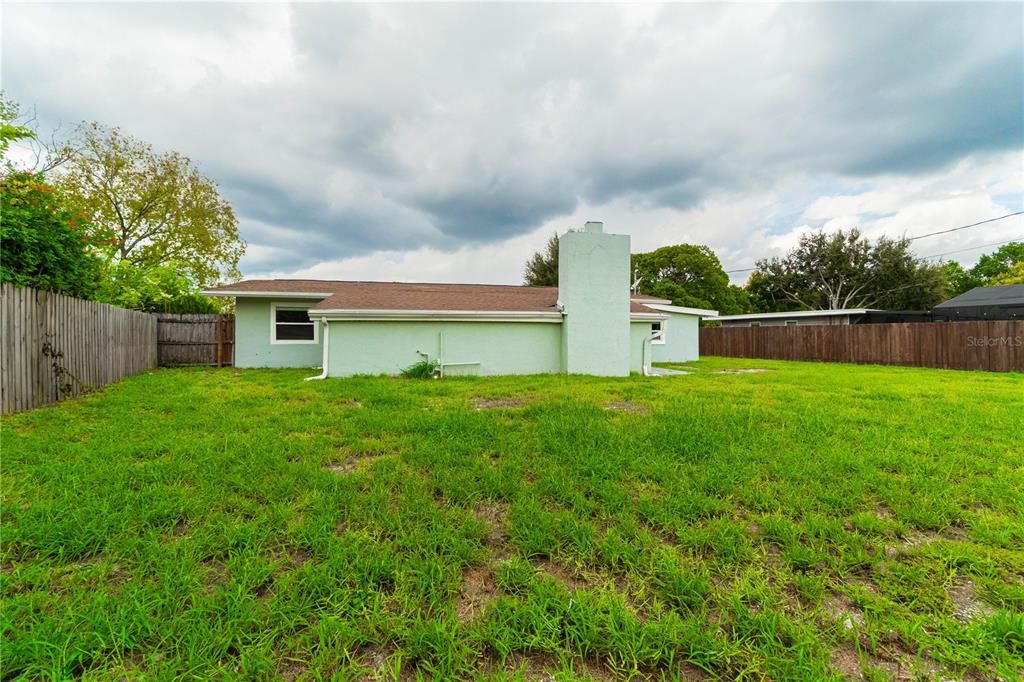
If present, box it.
[272,305,317,343]
[785,320,798,326]
[651,321,666,344]
[750,321,761,327]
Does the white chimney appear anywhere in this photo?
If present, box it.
[557,221,630,376]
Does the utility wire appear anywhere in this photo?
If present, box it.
[907,211,1023,241]
[722,212,1024,274]
[918,237,1023,260]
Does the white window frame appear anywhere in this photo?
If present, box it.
[651,321,666,345]
[270,303,319,345]
[785,320,798,326]
[750,321,761,327]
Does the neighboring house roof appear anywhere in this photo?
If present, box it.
[710,308,878,321]
[203,279,667,319]
[933,285,1024,310]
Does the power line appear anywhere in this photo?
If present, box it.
[907,211,1023,241]
[919,237,1023,261]
[722,212,1024,274]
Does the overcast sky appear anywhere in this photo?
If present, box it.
[4,2,1022,284]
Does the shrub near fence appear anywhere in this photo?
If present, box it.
[1,283,158,413]
[700,321,1024,372]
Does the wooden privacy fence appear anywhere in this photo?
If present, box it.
[1,284,158,413]
[700,321,1024,372]
[156,314,234,366]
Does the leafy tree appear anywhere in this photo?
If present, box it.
[943,242,1024,295]
[970,242,1024,285]
[56,122,244,287]
[0,94,34,158]
[93,261,220,313]
[632,244,750,314]
[989,260,1024,286]
[0,171,101,298]
[747,229,949,311]
[523,232,561,286]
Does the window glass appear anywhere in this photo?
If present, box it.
[274,307,315,341]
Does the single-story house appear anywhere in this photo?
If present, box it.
[203,222,717,377]
[710,309,880,327]
[931,285,1023,321]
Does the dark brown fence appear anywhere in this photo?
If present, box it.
[700,321,1024,372]
[1,284,158,413]
[156,314,234,366]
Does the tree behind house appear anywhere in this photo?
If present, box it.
[56,122,245,288]
[747,229,949,311]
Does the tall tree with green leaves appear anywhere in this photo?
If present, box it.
[0,93,35,159]
[941,242,1024,296]
[631,244,750,314]
[0,171,101,298]
[523,232,562,286]
[56,122,245,287]
[746,229,949,311]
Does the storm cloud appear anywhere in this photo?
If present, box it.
[3,2,1021,278]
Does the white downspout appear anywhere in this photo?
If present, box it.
[304,317,330,381]
[642,332,653,376]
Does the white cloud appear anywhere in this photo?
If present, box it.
[3,2,1021,283]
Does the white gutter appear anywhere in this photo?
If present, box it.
[304,318,330,381]
[312,309,563,323]
[645,303,719,317]
[710,308,878,321]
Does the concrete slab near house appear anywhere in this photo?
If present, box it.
[203,222,717,377]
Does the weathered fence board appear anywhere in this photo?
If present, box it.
[156,314,234,366]
[700,321,1024,372]
[1,284,159,413]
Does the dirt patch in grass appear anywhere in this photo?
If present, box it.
[472,396,527,410]
[830,643,864,680]
[884,527,968,559]
[203,562,230,594]
[948,579,994,622]
[603,400,650,414]
[489,652,618,682]
[277,659,307,681]
[714,368,771,374]
[825,593,866,631]
[323,455,388,475]
[473,502,509,551]
[456,565,499,623]
[535,559,590,590]
[334,398,362,409]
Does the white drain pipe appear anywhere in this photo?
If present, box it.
[304,318,330,381]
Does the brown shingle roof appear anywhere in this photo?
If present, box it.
[206,279,665,316]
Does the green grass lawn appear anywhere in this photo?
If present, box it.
[2,358,1022,680]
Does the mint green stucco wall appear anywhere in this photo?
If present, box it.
[234,298,324,368]
[630,322,651,373]
[651,313,700,363]
[326,321,562,376]
[558,225,631,376]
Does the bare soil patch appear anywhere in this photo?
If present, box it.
[472,396,527,410]
[473,502,509,550]
[603,400,650,414]
[948,579,994,622]
[825,593,866,631]
[456,565,499,623]
[323,455,388,475]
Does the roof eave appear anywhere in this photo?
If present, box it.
[313,309,564,323]
[645,303,719,317]
[200,290,331,299]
